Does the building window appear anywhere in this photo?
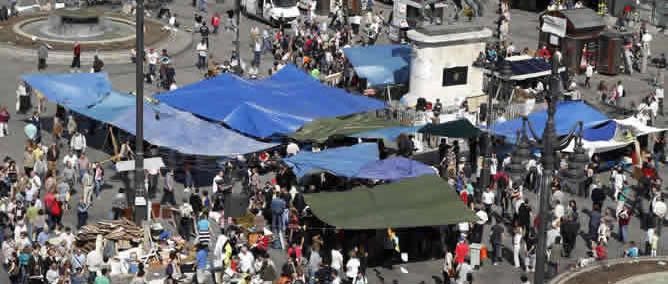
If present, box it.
[442,66,468,86]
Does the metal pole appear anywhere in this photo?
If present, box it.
[534,56,560,284]
[134,0,146,225]
[235,0,241,73]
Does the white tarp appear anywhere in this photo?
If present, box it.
[563,117,667,157]
[115,157,166,172]
[541,15,567,38]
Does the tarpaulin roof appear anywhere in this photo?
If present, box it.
[355,157,436,181]
[304,175,478,229]
[154,65,386,138]
[289,113,402,142]
[491,101,608,141]
[582,120,617,141]
[22,73,276,156]
[343,45,411,87]
[350,125,422,141]
[418,119,482,138]
[503,56,566,80]
[22,72,112,108]
[283,143,379,178]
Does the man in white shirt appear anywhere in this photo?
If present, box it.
[482,187,495,219]
[196,39,208,70]
[212,170,224,195]
[331,247,344,275]
[63,150,78,167]
[553,199,565,220]
[238,246,255,273]
[70,131,87,156]
[585,63,594,88]
[655,85,664,116]
[147,48,159,76]
[345,253,360,280]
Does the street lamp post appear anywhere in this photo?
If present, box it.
[134,0,146,224]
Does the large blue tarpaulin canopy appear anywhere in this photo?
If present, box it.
[582,120,617,141]
[22,72,113,108]
[355,157,436,181]
[283,143,379,178]
[503,56,566,80]
[490,101,608,141]
[155,65,386,138]
[343,45,411,87]
[22,73,276,156]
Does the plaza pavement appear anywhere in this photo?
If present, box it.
[0,0,666,283]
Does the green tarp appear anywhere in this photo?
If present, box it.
[418,119,483,138]
[304,175,479,229]
[290,113,402,142]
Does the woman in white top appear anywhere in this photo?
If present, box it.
[597,219,609,245]
[331,247,344,275]
[345,250,361,281]
[442,248,454,284]
[513,225,523,269]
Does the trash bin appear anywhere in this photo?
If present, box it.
[470,243,482,267]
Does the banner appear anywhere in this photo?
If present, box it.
[541,15,567,38]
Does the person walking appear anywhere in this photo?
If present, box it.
[512,225,523,269]
[211,12,220,34]
[490,217,504,265]
[584,62,593,88]
[92,55,104,73]
[199,23,210,47]
[161,168,176,206]
[71,42,81,72]
[196,39,208,70]
[38,42,48,71]
[0,105,9,137]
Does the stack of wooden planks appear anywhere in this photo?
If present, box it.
[75,219,144,252]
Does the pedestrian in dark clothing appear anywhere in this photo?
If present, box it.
[518,201,531,234]
[190,189,203,217]
[92,55,104,72]
[490,218,504,265]
[560,215,579,258]
[199,23,210,47]
[589,203,602,241]
[71,42,81,72]
[37,43,48,71]
[591,183,606,210]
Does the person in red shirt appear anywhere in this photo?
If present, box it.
[211,13,221,34]
[454,238,470,265]
[536,45,551,60]
[71,41,81,72]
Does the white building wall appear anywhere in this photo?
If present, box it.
[408,41,487,109]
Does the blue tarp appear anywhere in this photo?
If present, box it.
[155,65,386,138]
[350,125,422,141]
[22,73,112,108]
[343,45,411,87]
[22,73,277,156]
[355,157,436,181]
[490,101,608,141]
[582,120,617,141]
[283,143,379,178]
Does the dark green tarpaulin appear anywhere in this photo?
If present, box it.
[290,113,402,142]
[304,175,479,229]
[418,119,483,138]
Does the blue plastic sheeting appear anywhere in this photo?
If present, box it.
[283,143,379,178]
[350,125,422,141]
[22,74,276,156]
[491,101,608,141]
[509,58,552,77]
[355,157,436,181]
[343,45,411,87]
[583,120,617,141]
[22,73,112,108]
[155,65,386,138]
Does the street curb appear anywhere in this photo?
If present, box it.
[548,257,668,284]
[0,27,193,65]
